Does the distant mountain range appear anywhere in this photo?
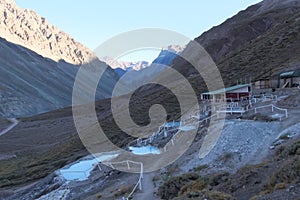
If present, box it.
[101,45,185,91]
[101,45,185,79]
[100,56,149,71]
[0,0,121,117]
[101,44,185,77]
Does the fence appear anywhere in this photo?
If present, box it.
[162,113,218,152]
[262,94,278,101]
[127,121,181,148]
[99,160,143,200]
[252,104,288,119]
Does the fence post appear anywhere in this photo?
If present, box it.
[110,163,115,169]
[271,105,274,112]
[97,164,102,171]
[127,161,130,170]
[140,163,143,178]
[139,180,142,191]
[164,129,168,138]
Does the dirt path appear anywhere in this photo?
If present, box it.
[279,108,300,131]
[0,118,18,137]
[133,172,157,200]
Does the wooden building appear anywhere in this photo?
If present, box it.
[270,70,300,88]
[279,70,300,88]
[254,79,270,89]
[201,84,252,102]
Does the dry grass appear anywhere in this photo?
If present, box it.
[0,136,86,188]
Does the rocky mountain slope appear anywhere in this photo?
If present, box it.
[0,0,94,64]
[0,0,121,117]
[170,0,300,84]
[195,0,300,62]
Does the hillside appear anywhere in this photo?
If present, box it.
[170,0,300,86]
[195,0,300,62]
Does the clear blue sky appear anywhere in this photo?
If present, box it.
[15,0,262,61]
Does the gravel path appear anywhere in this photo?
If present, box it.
[133,172,157,200]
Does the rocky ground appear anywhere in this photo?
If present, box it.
[0,92,299,200]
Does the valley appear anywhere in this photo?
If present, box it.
[0,0,300,199]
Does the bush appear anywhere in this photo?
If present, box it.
[158,172,199,199]
[174,189,236,200]
[114,185,133,197]
[209,172,229,186]
[179,177,209,196]
[279,133,289,140]
[274,182,286,190]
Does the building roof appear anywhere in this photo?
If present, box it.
[280,70,300,78]
[201,84,251,95]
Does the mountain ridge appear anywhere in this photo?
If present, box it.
[167,0,300,87]
[0,0,96,64]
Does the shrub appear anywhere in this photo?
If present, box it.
[279,133,289,140]
[274,182,286,190]
[158,172,199,199]
[175,189,236,200]
[114,185,133,197]
[179,177,209,196]
[209,172,229,186]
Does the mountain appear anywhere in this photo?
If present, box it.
[152,45,186,66]
[0,0,95,65]
[100,56,149,71]
[1,0,300,199]
[0,0,121,117]
[114,67,127,77]
[194,0,300,62]
[110,45,185,90]
[168,0,300,88]
[102,45,185,78]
